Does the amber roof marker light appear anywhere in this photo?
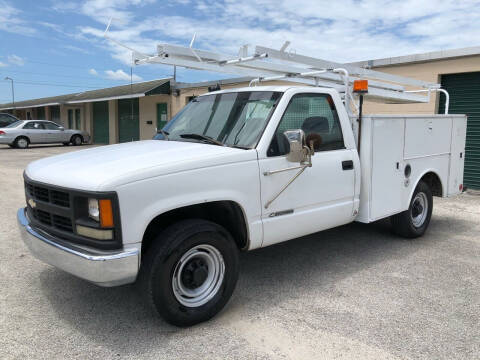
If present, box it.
[353,79,369,94]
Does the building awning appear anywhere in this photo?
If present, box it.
[0,78,171,110]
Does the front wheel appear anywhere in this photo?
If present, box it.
[391,181,433,238]
[139,219,239,326]
[71,135,83,146]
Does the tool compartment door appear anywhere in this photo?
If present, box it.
[448,115,467,195]
[404,116,452,159]
[370,117,405,220]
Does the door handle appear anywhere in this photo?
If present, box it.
[342,160,354,170]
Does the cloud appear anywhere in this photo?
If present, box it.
[58,0,480,70]
[0,1,36,36]
[0,61,7,67]
[105,69,142,81]
[89,68,98,75]
[8,54,25,66]
[63,44,91,54]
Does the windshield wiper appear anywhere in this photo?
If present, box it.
[180,133,224,146]
[157,129,169,140]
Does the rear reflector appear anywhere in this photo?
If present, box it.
[0,131,5,135]
[459,184,463,191]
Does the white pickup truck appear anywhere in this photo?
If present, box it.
[17,84,466,326]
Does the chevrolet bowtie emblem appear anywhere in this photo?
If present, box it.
[28,198,36,208]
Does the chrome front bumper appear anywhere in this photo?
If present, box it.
[17,208,140,287]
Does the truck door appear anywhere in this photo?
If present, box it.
[258,93,356,247]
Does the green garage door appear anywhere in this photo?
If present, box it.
[118,98,139,143]
[440,72,480,189]
[93,101,109,144]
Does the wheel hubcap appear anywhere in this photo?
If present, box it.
[172,244,225,307]
[18,139,27,148]
[411,192,428,227]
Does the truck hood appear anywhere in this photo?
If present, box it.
[25,140,257,191]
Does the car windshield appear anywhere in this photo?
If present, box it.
[162,91,282,148]
[6,120,24,128]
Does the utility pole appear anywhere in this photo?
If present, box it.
[4,77,15,110]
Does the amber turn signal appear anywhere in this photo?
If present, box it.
[99,199,114,228]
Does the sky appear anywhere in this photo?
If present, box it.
[1,0,480,103]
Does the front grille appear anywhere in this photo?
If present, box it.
[51,190,70,207]
[24,177,121,250]
[35,209,52,226]
[25,182,70,208]
[32,209,73,233]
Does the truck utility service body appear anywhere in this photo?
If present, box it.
[17,40,467,326]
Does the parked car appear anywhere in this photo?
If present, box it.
[0,120,90,148]
[0,113,19,128]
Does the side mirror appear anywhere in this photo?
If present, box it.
[284,129,308,163]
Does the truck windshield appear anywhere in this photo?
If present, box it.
[163,91,282,148]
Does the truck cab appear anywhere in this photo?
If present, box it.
[17,85,466,326]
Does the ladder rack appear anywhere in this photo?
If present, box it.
[103,23,442,111]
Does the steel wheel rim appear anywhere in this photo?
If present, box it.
[18,139,27,148]
[172,244,225,307]
[411,192,428,227]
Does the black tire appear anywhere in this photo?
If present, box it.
[391,181,433,238]
[71,135,83,146]
[8,144,15,148]
[14,136,29,149]
[62,142,70,146]
[139,219,239,327]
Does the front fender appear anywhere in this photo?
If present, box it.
[115,159,263,249]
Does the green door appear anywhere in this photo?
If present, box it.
[37,107,45,120]
[118,98,139,143]
[75,109,81,129]
[157,103,168,130]
[439,72,480,189]
[93,101,109,144]
[68,109,73,129]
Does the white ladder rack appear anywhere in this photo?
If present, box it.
[103,23,442,111]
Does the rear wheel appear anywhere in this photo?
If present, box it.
[391,181,433,238]
[139,219,239,327]
[71,135,83,146]
[14,136,29,149]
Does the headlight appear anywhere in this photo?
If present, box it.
[88,198,114,228]
[88,198,99,221]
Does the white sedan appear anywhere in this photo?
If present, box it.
[0,120,90,149]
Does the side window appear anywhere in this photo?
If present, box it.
[268,93,344,157]
[23,122,44,130]
[43,122,60,130]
